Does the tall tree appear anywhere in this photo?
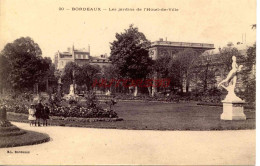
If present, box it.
[0,37,50,93]
[61,62,101,93]
[219,46,244,73]
[110,24,152,96]
[174,48,199,92]
[0,55,10,93]
[167,58,183,91]
[241,43,256,103]
[195,52,217,92]
[153,54,172,79]
[153,54,183,93]
[41,57,58,93]
[102,65,121,93]
[79,63,101,91]
[61,62,80,93]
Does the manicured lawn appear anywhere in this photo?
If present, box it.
[7,101,255,130]
[0,129,50,148]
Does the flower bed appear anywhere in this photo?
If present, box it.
[50,106,118,118]
[50,115,123,122]
[1,96,118,119]
[7,112,123,125]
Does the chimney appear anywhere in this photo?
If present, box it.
[88,44,90,53]
[159,38,163,41]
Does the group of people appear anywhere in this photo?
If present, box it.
[28,100,50,126]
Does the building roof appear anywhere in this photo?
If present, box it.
[151,41,215,50]
[74,48,89,52]
[59,52,72,58]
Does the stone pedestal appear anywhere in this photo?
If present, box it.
[0,106,7,121]
[221,100,246,120]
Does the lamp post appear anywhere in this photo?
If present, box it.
[72,70,75,95]
[54,70,62,99]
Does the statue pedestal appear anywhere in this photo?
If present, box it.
[221,100,246,120]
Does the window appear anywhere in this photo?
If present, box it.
[83,55,86,59]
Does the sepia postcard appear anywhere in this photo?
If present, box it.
[0,0,257,165]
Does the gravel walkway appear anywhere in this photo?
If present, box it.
[0,122,255,165]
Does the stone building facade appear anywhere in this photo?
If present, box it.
[149,39,215,94]
[191,45,254,94]
[54,45,111,71]
[149,38,215,60]
[149,39,254,94]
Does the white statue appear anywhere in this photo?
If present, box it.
[218,56,243,102]
[105,90,111,96]
[69,84,75,95]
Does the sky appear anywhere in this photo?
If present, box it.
[0,0,256,61]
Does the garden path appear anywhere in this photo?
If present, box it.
[0,122,255,165]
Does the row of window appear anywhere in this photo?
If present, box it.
[76,54,88,59]
[59,59,109,68]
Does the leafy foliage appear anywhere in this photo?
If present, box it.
[240,43,256,104]
[84,91,102,110]
[194,52,217,92]
[61,62,101,93]
[219,46,244,72]
[153,54,172,78]
[171,48,199,92]
[110,24,153,79]
[0,37,52,92]
[79,63,101,90]
[1,92,118,118]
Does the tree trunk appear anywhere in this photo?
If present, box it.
[134,86,138,96]
[180,79,184,93]
[57,78,62,99]
[0,85,3,94]
[46,79,49,92]
[35,83,39,95]
[73,80,75,94]
[185,72,189,93]
[147,87,151,96]
[186,82,189,93]
[152,75,157,97]
[203,64,209,92]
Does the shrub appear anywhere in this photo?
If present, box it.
[68,99,78,105]
[1,92,119,119]
[85,92,99,108]
[49,106,118,118]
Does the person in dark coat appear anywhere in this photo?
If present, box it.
[42,104,50,126]
[35,100,44,127]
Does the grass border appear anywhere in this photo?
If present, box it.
[0,130,50,148]
[0,130,26,137]
[197,102,255,109]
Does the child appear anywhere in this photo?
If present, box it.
[28,104,36,126]
[42,104,50,126]
[35,100,43,127]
